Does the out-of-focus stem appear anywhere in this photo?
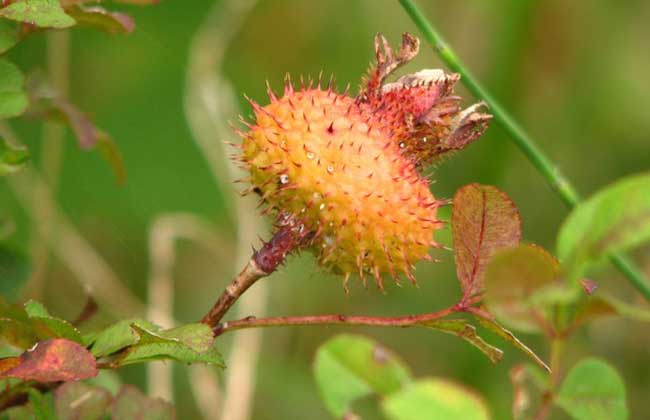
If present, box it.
[6,168,145,316]
[184,1,261,418]
[27,30,70,299]
[398,0,650,300]
[146,213,229,402]
[534,337,565,420]
[1,121,144,316]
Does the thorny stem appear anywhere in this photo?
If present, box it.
[201,259,268,327]
[201,214,312,328]
[213,304,462,337]
[398,0,650,300]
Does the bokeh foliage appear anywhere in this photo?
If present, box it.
[1,0,650,419]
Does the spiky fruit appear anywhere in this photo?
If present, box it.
[237,33,491,290]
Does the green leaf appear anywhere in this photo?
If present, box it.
[557,173,650,276]
[24,299,84,344]
[313,334,412,418]
[0,318,38,348]
[0,138,30,176]
[24,300,50,318]
[483,244,560,333]
[0,297,29,321]
[156,323,214,353]
[556,358,628,420]
[381,379,490,420]
[0,405,34,420]
[87,370,122,395]
[117,323,224,368]
[55,382,111,420]
[452,184,521,297]
[422,319,503,364]
[0,59,28,119]
[571,293,650,330]
[65,6,134,34]
[86,318,159,357]
[472,316,550,373]
[0,246,30,300]
[0,0,76,29]
[110,385,175,420]
[0,20,20,54]
[28,388,57,420]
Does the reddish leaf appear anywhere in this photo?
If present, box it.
[55,382,112,419]
[580,279,598,295]
[111,385,175,420]
[60,0,157,5]
[112,0,160,4]
[452,184,521,298]
[65,6,135,34]
[0,356,20,373]
[0,338,97,382]
[483,244,561,334]
[51,99,96,150]
[47,99,126,184]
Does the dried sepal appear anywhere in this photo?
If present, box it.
[238,33,492,290]
[362,32,420,100]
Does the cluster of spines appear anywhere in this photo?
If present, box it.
[233,71,450,292]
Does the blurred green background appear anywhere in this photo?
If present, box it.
[2,0,650,418]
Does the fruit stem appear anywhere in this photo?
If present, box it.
[201,258,268,328]
[398,0,650,300]
[212,305,460,337]
[201,214,312,327]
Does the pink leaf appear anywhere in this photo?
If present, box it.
[65,6,135,34]
[452,184,521,298]
[0,338,97,382]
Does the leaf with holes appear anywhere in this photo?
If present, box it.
[381,379,490,420]
[421,319,503,364]
[115,323,223,368]
[86,318,160,358]
[556,358,628,420]
[452,184,521,298]
[313,334,412,418]
[483,244,560,334]
[0,0,76,28]
[0,338,97,382]
[472,315,550,372]
[558,172,650,278]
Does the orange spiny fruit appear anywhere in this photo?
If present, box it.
[238,33,491,290]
